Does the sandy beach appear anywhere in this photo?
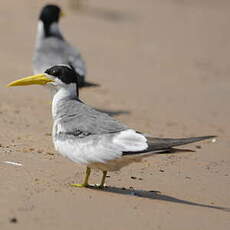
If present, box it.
[0,0,229,229]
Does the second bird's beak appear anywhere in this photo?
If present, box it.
[60,11,65,17]
[7,74,54,87]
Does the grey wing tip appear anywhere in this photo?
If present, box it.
[168,135,217,145]
[195,135,217,141]
[146,135,217,150]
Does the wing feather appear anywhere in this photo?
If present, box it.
[55,99,128,136]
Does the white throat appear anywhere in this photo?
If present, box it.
[52,83,77,118]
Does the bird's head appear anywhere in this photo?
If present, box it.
[7,65,81,97]
[39,4,63,24]
[38,5,65,38]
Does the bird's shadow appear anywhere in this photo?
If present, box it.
[95,109,130,117]
[87,186,230,212]
[80,81,100,88]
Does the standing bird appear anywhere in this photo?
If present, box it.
[8,65,215,188]
[33,4,87,87]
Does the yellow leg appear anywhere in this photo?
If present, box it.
[98,171,107,188]
[71,167,91,188]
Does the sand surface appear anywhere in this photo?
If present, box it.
[0,0,229,229]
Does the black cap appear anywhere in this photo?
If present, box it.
[45,65,83,84]
[45,65,82,97]
[39,5,62,38]
[39,5,61,24]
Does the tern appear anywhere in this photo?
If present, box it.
[33,4,87,87]
[8,65,215,188]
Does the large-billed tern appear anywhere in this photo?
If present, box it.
[33,5,87,87]
[8,65,215,188]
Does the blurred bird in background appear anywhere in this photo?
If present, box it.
[33,4,92,87]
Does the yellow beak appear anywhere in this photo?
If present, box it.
[7,74,54,87]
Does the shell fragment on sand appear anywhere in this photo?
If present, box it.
[2,161,23,166]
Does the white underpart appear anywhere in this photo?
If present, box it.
[54,129,148,166]
[55,135,122,164]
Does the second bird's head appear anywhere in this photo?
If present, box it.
[8,65,81,97]
[39,4,63,25]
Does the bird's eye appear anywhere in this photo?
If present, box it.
[51,70,58,76]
